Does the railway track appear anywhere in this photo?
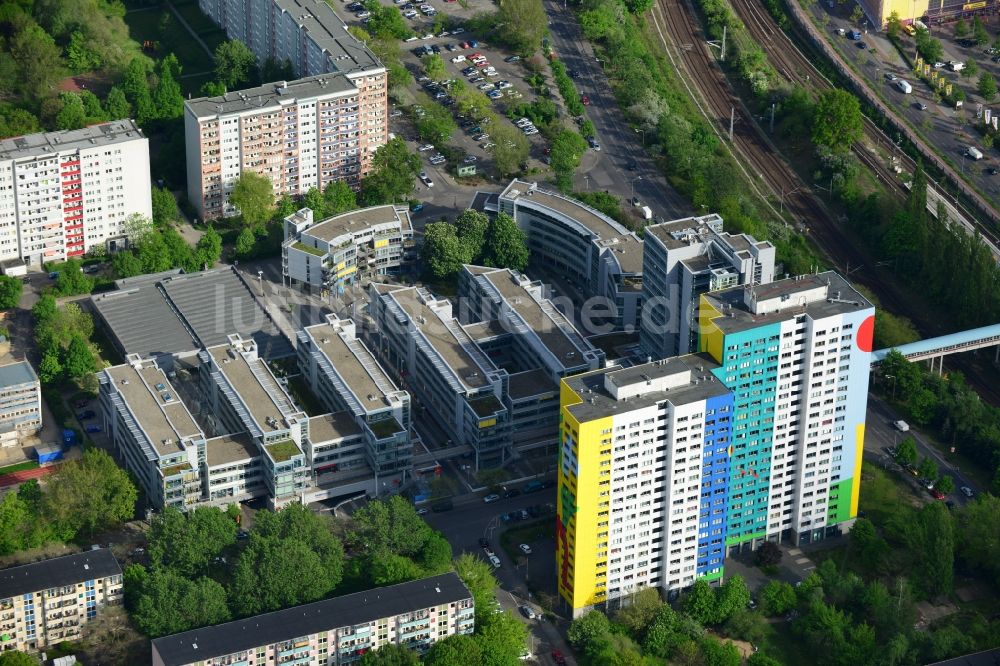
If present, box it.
[728,0,1000,256]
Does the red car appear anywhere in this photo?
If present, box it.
[471,52,484,59]
[931,488,946,500]
[581,94,591,105]
[551,650,567,666]
[460,41,470,49]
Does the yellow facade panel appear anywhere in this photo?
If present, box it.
[698,294,725,362]
[850,423,865,516]
[374,238,389,249]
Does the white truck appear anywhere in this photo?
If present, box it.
[896,79,912,94]
[949,61,965,72]
[967,146,984,160]
[893,420,910,432]
[640,205,653,220]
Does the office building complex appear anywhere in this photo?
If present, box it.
[199,335,310,508]
[0,361,41,448]
[368,283,512,468]
[0,549,123,653]
[556,272,874,616]
[557,357,733,616]
[489,180,644,331]
[698,272,874,551]
[150,572,475,666]
[458,265,605,443]
[0,120,151,264]
[640,215,775,360]
[283,205,414,294]
[185,72,388,220]
[298,314,412,477]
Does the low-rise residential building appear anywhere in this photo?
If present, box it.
[640,215,775,360]
[368,284,512,469]
[0,120,151,264]
[489,180,644,331]
[283,205,414,294]
[0,360,41,448]
[199,335,310,508]
[0,549,123,653]
[150,572,475,666]
[99,355,208,511]
[298,314,412,477]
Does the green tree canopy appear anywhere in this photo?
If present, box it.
[488,123,529,179]
[195,226,224,269]
[363,0,412,40]
[476,608,528,666]
[350,495,432,558]
[0,275,23,309]
[714,575,751,623]
[415,97,458,145]
[422,222,466,281]
[323,181,358,216]
[422,53,448,82]
[0,651,38,666]
[978,72,996,99]
[683,578,718,625]
[550,130,589,190]
[151,187,179,226]
[494,0,547,54]
[360,137,421,206]
[62,334,96,379]
[103,86,131,121]
[230,172,275,227]
[812,89,863,155]
[153,54,185,120]
[235,226,257,258]
[614,586,664,637]
[758,580,796,616]
[43,448,137,540]
[480,211,529,271]
[148,506,238,577]
[454,209,490,262]
[215,40,256,89]
[567,610,613,658]
[424,633,483,666]
[358,643,419,666]
[126,565,230,638]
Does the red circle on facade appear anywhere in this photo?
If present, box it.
[857,315,875,352]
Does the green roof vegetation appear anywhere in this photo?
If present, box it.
[293,242,326,257]
[367,417,404,439]
[266,439,301,463]
[469,394,503,418]
[160,462,192,477]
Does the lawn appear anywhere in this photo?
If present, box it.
[175,1,220,34]
[499,519,551,561]
[123,5,214,75]
[0,460,40,476]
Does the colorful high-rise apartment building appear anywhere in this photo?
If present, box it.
[698,272,874,551]
[556,271,874,616]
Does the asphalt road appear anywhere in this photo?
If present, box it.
[541,0,692,221]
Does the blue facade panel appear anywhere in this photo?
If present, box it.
[697,391,734,577]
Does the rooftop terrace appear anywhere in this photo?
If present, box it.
[105,362,201,457]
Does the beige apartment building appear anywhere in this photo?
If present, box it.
[151,572,474,666]
[0,549,123,653]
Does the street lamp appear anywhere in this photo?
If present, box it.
[257,269,264,296]
[635,127,646,147]
[630,175,643,203]
[885,374,898,400]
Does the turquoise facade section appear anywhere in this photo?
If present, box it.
[710,322,782,547]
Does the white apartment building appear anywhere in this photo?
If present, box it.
[185,74,387,220]
[0,360,41,448]
[557,357,733,617]
[0,549,123,653]
[283,205,414,294]
[298,314,412,477]
[640,215,776,360]
[0,120,151,264]
[151,572,475,666]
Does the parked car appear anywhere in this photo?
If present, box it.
[76,410,96,420]
[431,500,453,512]
[504,488,520,498]
[960,486,974,497]
[487,90,503,99]
[483,493,500,503]
[519,543,532,554]
[552,651,568,666]
[410,202,424,213]
[416,507,429,515]
[417,143,435,151]
[463,155,478,163]
[893,420,910,432]
[488,554,501,567]
[504,55,521,63]
[519,605,536,619]
[419,171,434,187]
[524,480,544,493]
[85,424,102,434]
[930,488,946,500]
[452,55,467,63]
[581,94,591,105]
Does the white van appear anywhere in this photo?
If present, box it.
[893,420,910,432]
[949,61,965,72]
[640,205,653,220]
[967,146,984,160]
[896,79,912,94]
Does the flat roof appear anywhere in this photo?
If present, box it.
[478,268,589,367]
[308,411,363,443]
[207,344,293,433]
[463,320,509,342]
[105,363,201,456]
[564,354,727,423]
[205,433,258,467]
[0,120,144,161]
[303,205,410,243]
[303,322,400,408]
[388,287,493,390]
[872,322,1000,363]
[0,549,121,600]
[703,272,872,335]
[502,180,625,240]
[92,287,198,358]
[508,368,557,399]
[151,573,472,666]
[186,74,356,118]
[0,360,37,388]
[273,0,383,73]
[597,235,643,274]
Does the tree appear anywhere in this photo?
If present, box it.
[43,448,137,540]
[120,58,155,125]
[954,17,969,38]
[812,89,863,155]
[261,57,295,83]
[37,349,62,384]
[895,436,918,466]
[699,636,742,666]
[454,209,489,262]
[62,334,96,379]
[454,552,498,625]
[955,494,1000,586]
[714,575,751,623]
[758,580,796,616]
[908,502,954,597]
[567,610,613,656]
[549,130,589,190]
[351,495,432,558]
[195,226,223,269]
[0,651,37,666]
[489,123,530,178]
[215,40,256,89]
[849,5,864,23]
[754,541,781,567]
[0,103,40,140]
[915,28,944,63]
[148,506,238,577]
[323,181,358,216]
[415,96,458,144]
[230,536,336,616]
[614,587,663,637]
[422,53,448,82]
[153,54,185,120]
[424,634,483,666]
[935,474,955,495]
[494,0,547,54]
[885,11,902,40]
[0,275,23,309]
[235,226,257,258]
[917,456,938,480]
[962,58,979,79]
[112,250,144,278]
[230,172,274,226]
[56,92,86,130]
[364,0,412,40]
[477,609,528,666]
[978,72,996,99]
[151,187,179,227]
[129,567,230,637]
[253,504,344,585]
[360,137,421,206]
[683,578,717,624]
[104,86,131,120]
[137,232,173,274]
[358,644,419,666]
[849,517,888,572]
[973,16,990,45]
[200,80,227,97]
[480,212,528,271]
[0,492,33,555]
